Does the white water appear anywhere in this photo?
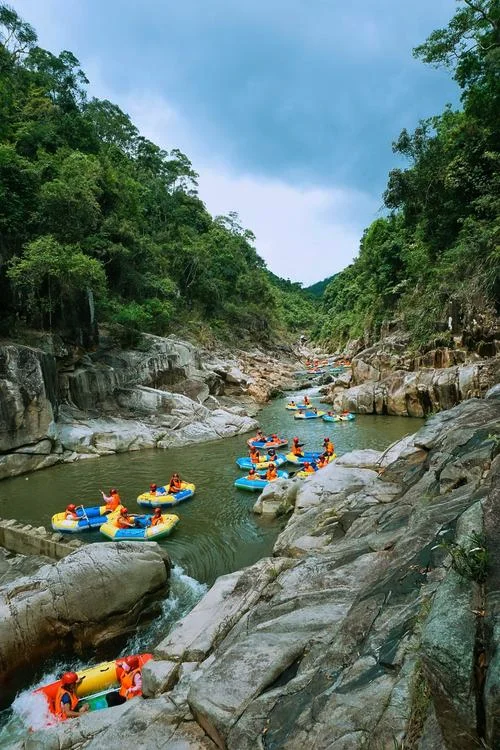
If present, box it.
[0,564,207,744]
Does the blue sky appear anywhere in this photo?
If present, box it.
[13,0,458,284]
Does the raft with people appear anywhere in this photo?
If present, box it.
[34,653,152,722]
[247,436,288,450]
[286,451,335,465]
[236,454,287,470]
[51,503,122,532]
[294,410,325,419]
[99,507,179,541]
[137,481,195,508]
[322,412,355,422]
[234,469,289,491]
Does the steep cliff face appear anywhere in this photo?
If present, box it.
[323,335,500,416]
[0,333,263,480]
[20,389,500,750]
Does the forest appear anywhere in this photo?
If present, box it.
[0,5,317,346]
[316,0,499,350]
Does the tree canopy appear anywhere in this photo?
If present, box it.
[316,0,499,350]
[0,4,317,345]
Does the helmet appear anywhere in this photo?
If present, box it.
[120,507,128,515]
[324,437,330,442]
[293,437,299,443]
[126,655,139,668]
[304,462,310,467]
[61,671,79,686]
[249,468,255,473]
[153,507,162,514]
[110,488,118,495]
[67,504,76,512]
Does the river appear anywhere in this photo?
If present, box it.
[0,388,422,739]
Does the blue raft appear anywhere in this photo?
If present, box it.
[236,454,287,471]
[51,504,121,533]
[234,470,289,492]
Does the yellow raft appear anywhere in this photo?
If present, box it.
[51,505,122,532]
[100,513,179,541]
[137,482,195,508]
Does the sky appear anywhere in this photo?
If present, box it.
[12,0,458,284]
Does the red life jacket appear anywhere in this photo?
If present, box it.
[55,686,78,720]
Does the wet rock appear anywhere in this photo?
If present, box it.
[0,542,169,698]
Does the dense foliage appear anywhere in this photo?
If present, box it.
[0,5,316,345]
[317,0,499,350]
[304,275,337,299]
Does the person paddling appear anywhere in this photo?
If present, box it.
[55,672,89,720]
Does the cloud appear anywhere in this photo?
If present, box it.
[113,89,379,285]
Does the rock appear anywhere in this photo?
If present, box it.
[0,452,61,481]
[0,345,56,452]
[333,449,384,469]
[253,478,299,517]
[141,659,179,697]
[0,542,169,699]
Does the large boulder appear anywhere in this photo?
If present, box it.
[0,345,57,453]
[0,542,169,699]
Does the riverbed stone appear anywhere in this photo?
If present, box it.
[0,542,169,699]
[141,658,179,697]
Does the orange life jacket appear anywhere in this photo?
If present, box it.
[324,442,334,454]
[116,515,133,529]
[169,478,181,493]
[304,466,315,474]
[250,450,260,463]
[151,515,163,526]
[119,668,141,699]
[292,445,303,456]
[266,470,278,480]
[105,494,120,511]
[55,686,79,720]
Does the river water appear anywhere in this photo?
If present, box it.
[0,389,422,739]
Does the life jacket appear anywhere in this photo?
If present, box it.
[292,445,303,456]
[324,442,334,454]
[119,668,141,699]
[169,478,181,493]
[266,470,278,480]
[247,472,258,480]
[250,450,260,463]
[55,686,78,720]
[66,511,79,521]
[304,465,315,474]
[116,515,133,529]
[105,494,120,511]
[151,515,163,527]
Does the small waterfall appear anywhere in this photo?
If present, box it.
[124,564,207,655]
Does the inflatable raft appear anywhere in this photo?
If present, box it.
[100,513,179,541]
[234,470,289,491]
[137,482,195,509]
[285,403,298,410]
[286,451,335,466]
[294,410,325,419]
[51,505,122,533]
[236,454,287,471]
[247,437,288,450]
[322,414,341,423]
[34,654,152,721]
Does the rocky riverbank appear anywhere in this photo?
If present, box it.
[0,330,302,480]
[13,385,500,749]
[321,332,500,417]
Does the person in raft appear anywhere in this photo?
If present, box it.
[246,467,259,480]
[150,507,163,526]
[249,446,261,463]
[55,672,89,720]
[288,400,296,407]
[65,504,79,521]
[317,454,329,468]
[101,488,121,513]
[266,463,278,481]
[302,461,316,475]
[107,656,144,706]
[267,447,277,459]
[115,507,137,529]
[291,437,304,457]
[303,395,311,406]
[149,483,167,496]
[253,429,267,443]
[168,473,182,493]
[323,437,335,455]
